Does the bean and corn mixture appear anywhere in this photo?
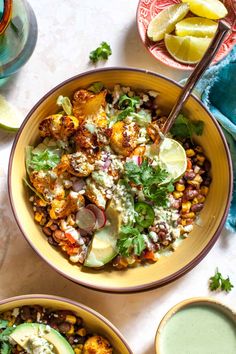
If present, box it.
[25,83,211,270]
[0,305,113,353]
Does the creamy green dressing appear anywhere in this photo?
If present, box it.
[160,304,236,354]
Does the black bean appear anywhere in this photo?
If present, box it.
[47,237,58,246]
[184,189,199,200]
[20,306,31,321]
[184,171,196,180]
[191,203,204,212]
[43,226,52,236]
[58,322,71,333]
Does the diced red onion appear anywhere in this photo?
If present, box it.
[73,179,86,192]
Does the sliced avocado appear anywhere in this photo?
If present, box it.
[84,181,135,268]
[84,202,120,268]
[9,323,74,354]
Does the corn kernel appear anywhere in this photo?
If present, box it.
[186,149,195,157]
[195,146,203,153]
[192,197,199,205]
[38,199,47,207]
[66,315,77,324]
[182,201,191,213]
[176,183,185,192]
[67,324,74,335]
[196,154,205,163]
[173,191,183,199]
[181,219,187,226]
[182,212,196,219]
[77,328,87,336]
[74,349,82,354]
[201,186,209,196]
[197,195,206,203]
[34,212,43,223]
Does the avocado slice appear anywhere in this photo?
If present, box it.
[84,181,135,268]
[9,323,74,354]
[84,201,120,267]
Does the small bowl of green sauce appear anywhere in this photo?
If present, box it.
[155,297,236,354]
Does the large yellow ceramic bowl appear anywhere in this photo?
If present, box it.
[0,294,132,354]
[8,68,233,293]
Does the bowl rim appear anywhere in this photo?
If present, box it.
[154,296,236,353]
[8,66,233,293]
[0,293,133,353]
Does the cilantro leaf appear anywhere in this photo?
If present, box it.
[1,342,11,354]
[0,320,8,330]
[89,42,112,63]
[117,225,146,257]
[124,160,174,207]
[118,94,140,109]
[87,82,104,93]
[170,114,204,140]
[209,268,234,293]
[117,107,134,121]
[26,143,61,172]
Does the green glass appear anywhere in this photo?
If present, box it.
[0,0,37,78]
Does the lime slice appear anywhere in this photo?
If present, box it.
[159,138,187,181]
[164,34,211,64]
[175,17,218,37]
[181,0,228,20]
[0,95,23,132]
[147,3,189,42]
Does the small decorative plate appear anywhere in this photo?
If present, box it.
[137,0,236,70]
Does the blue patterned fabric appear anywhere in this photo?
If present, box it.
[181,46,236,231]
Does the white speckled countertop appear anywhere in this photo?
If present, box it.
[0,1,236,353]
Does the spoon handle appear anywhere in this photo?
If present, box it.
[161,20,231,136]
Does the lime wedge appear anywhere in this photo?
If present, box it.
[181,0,228,20]
[175,17,218,37]
[0,95,23,132]
[159,138,187,181]
[164,34,211,64]
[147,3,189,42]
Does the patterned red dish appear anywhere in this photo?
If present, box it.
[137,0,236,70]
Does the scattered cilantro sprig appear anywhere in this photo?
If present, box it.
[117,94,140,121]
[117,225,146,257]
[209,268,234,293]
[170,114,204,141]
[89,42,112,63]
[124,160,174,207]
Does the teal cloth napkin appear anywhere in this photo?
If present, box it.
[181,46,236,232]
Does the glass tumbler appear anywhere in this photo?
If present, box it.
[0,0,37,78]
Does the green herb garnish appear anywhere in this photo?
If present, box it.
[209,268,234,293]
[0,326,15,354]
[26,143,61,172]
[124,160,174,206]
[56,96,72,115]
[116,94,140,121]
[117,225,146,257]
[0,320,8,330]
[170,114,204,140]
[88,82,104,93]
[89,42,112,63]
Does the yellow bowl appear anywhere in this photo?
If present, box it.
[8,68,233,293]
[0,294,132,354]
[155,297,236,353]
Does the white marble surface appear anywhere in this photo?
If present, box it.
[0,1,236,353]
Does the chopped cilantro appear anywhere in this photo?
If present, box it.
[26,143,61,172]
[124,160,174,207]
[89,42,112,63]
[117,225,146,257]
[170,114,204,140]
[116,94,140,121]
[0,320,8,330]
[209,268,234,293]
[88,82,104,93]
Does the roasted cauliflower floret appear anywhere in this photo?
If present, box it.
[29,170,65,201]
[85,178,107,209]
[83,335,113,354]
[130,145,146,157]
[49,192,84,219]
[73,89,106,121]
[55,152,95,177]
[39,114,79,140]
[110,121,139,157]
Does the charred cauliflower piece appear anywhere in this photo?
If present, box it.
[49,192,84,219]
[85,178,107,210]
[29,170,65,201]
[56,152,95,177]
[110,121,139,157]
[39,114,79,140]
[73,89,106,121]
[83,335,113,354]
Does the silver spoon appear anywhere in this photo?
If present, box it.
[157,20,231,141]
